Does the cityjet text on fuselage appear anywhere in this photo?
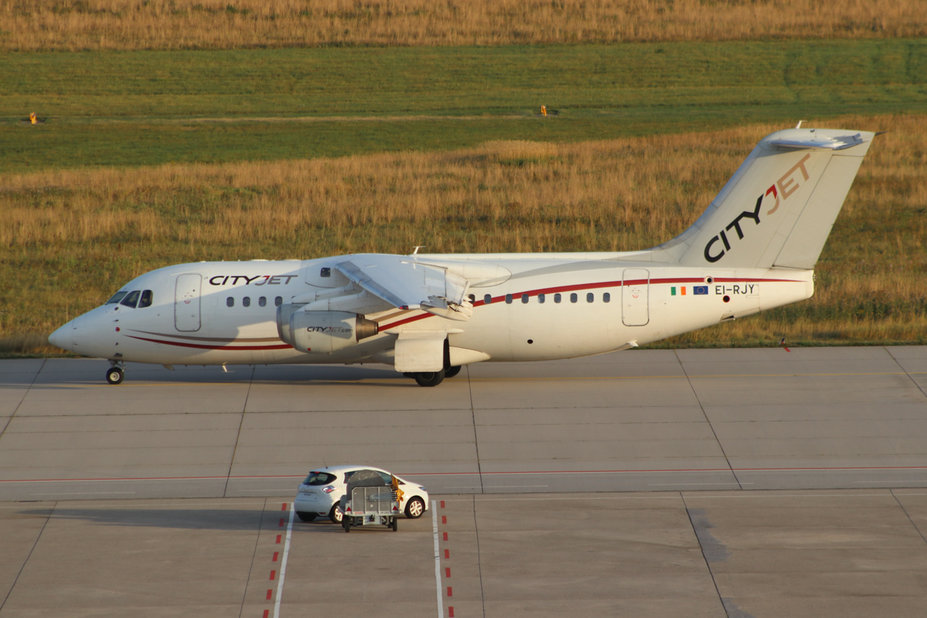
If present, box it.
[208,274,298,286]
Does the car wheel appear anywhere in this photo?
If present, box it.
[329,503,343,524]
[296,511,316,522]
[405,496,425,519]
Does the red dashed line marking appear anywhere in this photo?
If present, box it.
[438,499,455,617]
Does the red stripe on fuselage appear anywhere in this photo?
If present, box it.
[127,335,292,351]
[378,276,801,331]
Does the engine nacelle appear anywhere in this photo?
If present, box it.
[276,302,305,345]
[277,306,378,354]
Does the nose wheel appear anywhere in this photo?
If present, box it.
[105,364,124,385]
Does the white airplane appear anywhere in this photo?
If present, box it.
[49,127,875,386]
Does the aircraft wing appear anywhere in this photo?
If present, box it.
[335,255,472,320]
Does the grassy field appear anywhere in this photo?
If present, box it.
[2,3,925,355]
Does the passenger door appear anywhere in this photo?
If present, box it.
[621,268,650,326]
[174,274,202,332]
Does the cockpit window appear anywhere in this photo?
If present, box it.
[106,291,129,305]
[121,290,141,308]
[139,290,153,308]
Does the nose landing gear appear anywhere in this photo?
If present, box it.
[105,363,125,385]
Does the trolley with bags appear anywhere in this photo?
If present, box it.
[339,469,402,532]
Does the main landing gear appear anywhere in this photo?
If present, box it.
[105,362,124,385]
[408,365,461,387]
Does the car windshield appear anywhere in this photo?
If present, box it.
[303,471,337,486]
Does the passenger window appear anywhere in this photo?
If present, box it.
[106,291,128,305]
[242,297,251,308]
[570,293,578,303]
[505,294,513,304]
[138,290,153,308]
[259,296,267,307]
[603,292,611,303]
[227,297,234,307]
[521,294,529,304]
[586,293,594,303]
[468,294,476,304]
[320,267,331,277]
[275,296,283,307]
[554,293,562,303]
[483,294,492,305]
[538,293,545,304]
[121,290,140,308]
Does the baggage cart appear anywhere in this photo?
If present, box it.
[340,473,400,532]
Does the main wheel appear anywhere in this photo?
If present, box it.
[329,503,343,524]
[105,367,124,385]
[296,511,316,522]
[444,366,462,378]
[413,371,444,387]
[405,496,426,519]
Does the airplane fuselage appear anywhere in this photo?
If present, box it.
[53,254,812,367]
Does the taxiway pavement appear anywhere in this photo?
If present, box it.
[1,346,926,617]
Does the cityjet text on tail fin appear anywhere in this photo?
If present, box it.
[49,127,875,386]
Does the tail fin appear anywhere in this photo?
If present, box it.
[655,128,875,269]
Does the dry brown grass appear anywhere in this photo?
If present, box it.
[2,0,925,51]
[4,113,925,350]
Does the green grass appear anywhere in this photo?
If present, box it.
[2,39,926,172]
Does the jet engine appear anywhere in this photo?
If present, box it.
[277,305,378,354]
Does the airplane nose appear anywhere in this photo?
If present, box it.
[48,322,75,351]
[49,307,117,358]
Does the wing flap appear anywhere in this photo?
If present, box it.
[335,255,471,319]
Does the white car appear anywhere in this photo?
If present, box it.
[294,465,429,523]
